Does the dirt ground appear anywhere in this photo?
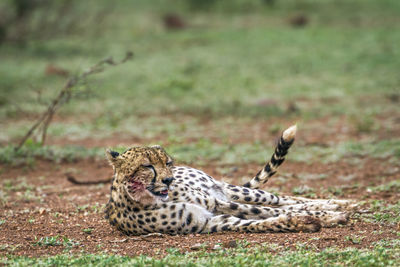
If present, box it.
[1,115,399,257]
[1,136,399,258]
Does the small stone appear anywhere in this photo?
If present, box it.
[39,208,47,214]
[190,243,207,250]
[213,244,222,250]
[223,240,237,248]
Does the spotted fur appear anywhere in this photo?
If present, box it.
[105,126,355,235]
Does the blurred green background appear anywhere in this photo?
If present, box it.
[1,2,400,263]
[0,0,399,162]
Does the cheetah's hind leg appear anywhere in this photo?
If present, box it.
[202,214,321,234]
[212,199,349,228]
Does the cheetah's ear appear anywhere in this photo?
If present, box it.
[151,145,173,160]
[106,149,122,167]
[150,145,163,150]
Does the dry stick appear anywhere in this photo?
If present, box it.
[15,52,133,151]
[67,174,111,185]
[109,233,165,243]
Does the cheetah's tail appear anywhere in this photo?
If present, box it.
[243,124,297,189]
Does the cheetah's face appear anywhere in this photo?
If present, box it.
[106,145,174,203]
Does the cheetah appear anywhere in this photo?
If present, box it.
[104,125,356,235]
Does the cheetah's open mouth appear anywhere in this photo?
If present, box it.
[147,186,169,201]
[149,189,169,198]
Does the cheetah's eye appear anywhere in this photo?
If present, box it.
[141,164,156,180]
[166,161,173,167]
[142,164,155,172]
[141,164,153,168]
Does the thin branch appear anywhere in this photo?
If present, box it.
[109,233,165,243]
[15,51,133,151]
[67,174,111,185]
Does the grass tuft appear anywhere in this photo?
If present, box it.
[2,242,400,266]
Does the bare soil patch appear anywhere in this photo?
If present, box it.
[1,154,398,257]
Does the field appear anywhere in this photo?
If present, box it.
[0,0,399,266]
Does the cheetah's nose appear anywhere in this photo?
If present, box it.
[162,177,174,186]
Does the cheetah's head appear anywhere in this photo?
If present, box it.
[106,145,174,205]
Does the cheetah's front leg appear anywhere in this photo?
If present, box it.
[222,183,355,211]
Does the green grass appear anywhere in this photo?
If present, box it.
[1,138,399,166]
[1,1,400,264]
[359,200,400,224]
[290,140,400,164]
[32,236,80,251]
[1,0,399,159]
[33,236,63,247]
[2,242,400,267]
[0,143,104,166]
[1,0,400,122]
[0,0,399,155]
[292,185,316,198]
[367,180,400,193]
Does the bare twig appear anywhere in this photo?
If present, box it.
[15,51,133,151]
[32,86,49,106]
[109,233,165,243]
[66,174,111,185]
